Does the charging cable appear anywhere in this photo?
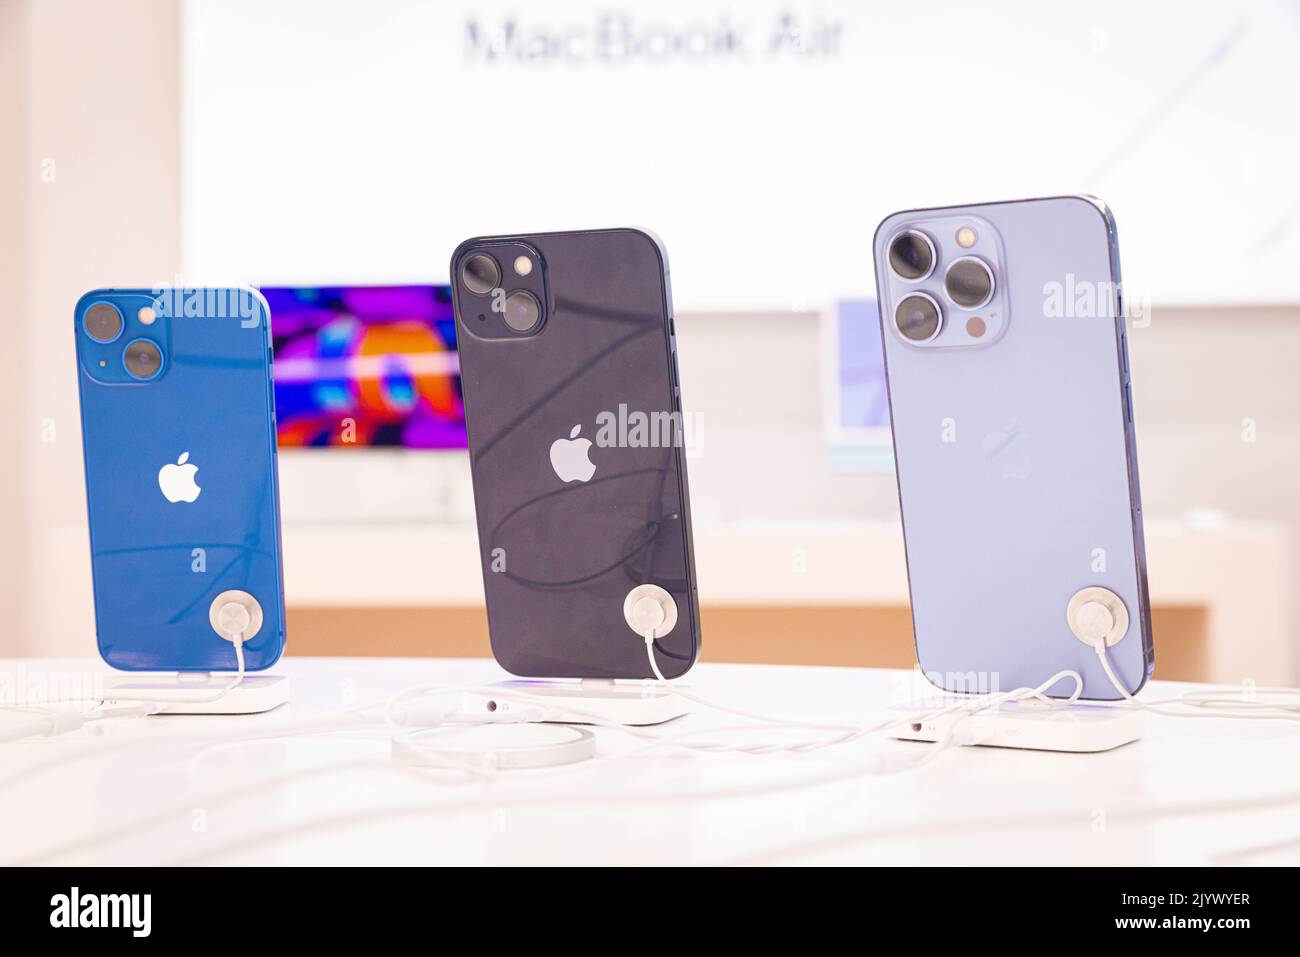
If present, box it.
[631,591,1086,749]
[17,582,1300,866]
[1091,639,1300,720]
[20,630,1300,865]
[102,631,247,709]
[0,708,95,744]
[385,599,1090,772]
[0,614,249,743]
[16,608,1300,869]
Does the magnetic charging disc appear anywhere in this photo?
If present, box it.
[392,723,596,770]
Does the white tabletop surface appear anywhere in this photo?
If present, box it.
[2,656,1298,867]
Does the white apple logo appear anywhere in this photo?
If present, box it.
[158,451,202,503]
[549,424,596,483]
[982,419,1035,480]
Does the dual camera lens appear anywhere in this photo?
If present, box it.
[459,253,541,333]
[84,302,124,343]
[887,231,995,341]
[84,301,164,379]
[462,254,500,295]
[124,339,163,379]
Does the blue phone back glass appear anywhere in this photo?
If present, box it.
[75,288,286,671]
[873,198,1152,700]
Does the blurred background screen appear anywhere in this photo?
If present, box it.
[824,299,893,471]
[185,0,1300,307]
[261,285,465,449]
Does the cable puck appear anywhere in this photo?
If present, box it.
[1066,586,1129,648]
[209,590,263,642]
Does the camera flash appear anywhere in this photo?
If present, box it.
[138,306,157,325]
[513,256,533,277]
[956,226,977,249]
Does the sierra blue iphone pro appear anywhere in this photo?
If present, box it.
[874,197,1153,700]
[74,288,286,672]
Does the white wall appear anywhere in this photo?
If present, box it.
[1,1,30,648]
[3,0,182,656]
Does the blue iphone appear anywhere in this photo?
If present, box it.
[74,287,286,671]
[874,197,1153,700]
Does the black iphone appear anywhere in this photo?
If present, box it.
[450,228,700,679]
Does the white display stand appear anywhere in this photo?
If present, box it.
[462,678,689,727]
[103,673,290,715]
[890,698,1143,753]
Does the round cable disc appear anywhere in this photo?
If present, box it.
[392,723,596,770]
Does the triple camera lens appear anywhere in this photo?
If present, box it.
[895,294,942,342]
[889,229,995,341]
[944,257,994,310]
[888,230,935,281]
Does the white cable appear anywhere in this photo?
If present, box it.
[638,615,908,743]
[15,601,1300,865]
[1092,640,1300,721]
[107,631,246,707]
[152,729,1300,866]
[27,668,1300,868]
[641,627,1084,748]
[13,608,1300,868]
[0,710,88,743]
[381,662,1083,769]
[376,604,1090,773]
[15,638,1300,866]
[0,632,247,742]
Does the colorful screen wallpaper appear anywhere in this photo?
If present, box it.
[260,285,466,449]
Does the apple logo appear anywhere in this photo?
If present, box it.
[158,451,202,503]
[549,424,596,483]
[982,419,1035,480]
